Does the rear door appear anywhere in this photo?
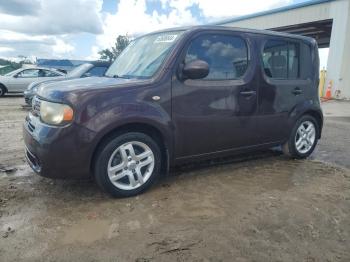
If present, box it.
[12,69,41,91]
[172,31,259,159]
[42,69,63,80]
[257,37,313,143]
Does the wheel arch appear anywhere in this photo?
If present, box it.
[90,122,170,176]
[289,100,323,140]
[300,110,323,139]
[0,83,8,92]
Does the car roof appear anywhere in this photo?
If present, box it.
[20,66,65,72]
[144,25,316,45]
[3,66,64,75]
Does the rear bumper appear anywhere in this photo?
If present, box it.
[23,114,97,179]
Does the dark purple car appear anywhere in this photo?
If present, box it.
[23,26,323,197]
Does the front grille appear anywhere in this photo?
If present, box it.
[32,96,41,117]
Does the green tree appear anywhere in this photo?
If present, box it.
[0,58,22,69]
[99,35,130,62]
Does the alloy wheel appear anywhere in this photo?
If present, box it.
[107,141,154,190]
[294,120,316,154]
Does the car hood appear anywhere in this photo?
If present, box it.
[27,76,67,90]
[37,76,149,103]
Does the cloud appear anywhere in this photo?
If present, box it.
[92,0,198,58]
[0,29,76,59]
[0,0,104,60]
[0,0,104,35]
[52,39,75,54]
[0,47,15,53]
[0,0,41,16]
[90,0,293,59]
[0,0,295,61]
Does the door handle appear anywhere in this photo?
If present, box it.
[292,87,303,95]
[240,90,256,97]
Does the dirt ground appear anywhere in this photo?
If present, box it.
[1,96,350,262]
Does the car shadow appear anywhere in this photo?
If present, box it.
[170,148,283,176]
[8,148,284,200]
[2,93,23,98]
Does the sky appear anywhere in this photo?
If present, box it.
[0,0,328,67]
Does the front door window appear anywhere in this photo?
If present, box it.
[16,69,40,78]
[184,34,249,80]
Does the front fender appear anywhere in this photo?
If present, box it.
[81,100,174,160]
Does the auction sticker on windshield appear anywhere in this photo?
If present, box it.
[154,34,178,43]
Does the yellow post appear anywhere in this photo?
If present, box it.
[319,69,326,97]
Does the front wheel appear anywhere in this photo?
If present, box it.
[94,132,162,197]
[0,85,6,97]
[282,115,319,159]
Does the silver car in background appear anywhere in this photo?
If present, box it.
[0,67,66,97]
[23,61,110,105]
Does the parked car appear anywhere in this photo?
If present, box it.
[24,61,111,105]
[0,67,66,97]
[23,26,323,197]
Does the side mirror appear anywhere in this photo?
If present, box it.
[182,59,209,80]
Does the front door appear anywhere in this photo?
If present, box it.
[172,31,258,159]
[12,69,41,91]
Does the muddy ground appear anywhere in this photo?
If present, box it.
[1,96,350,262]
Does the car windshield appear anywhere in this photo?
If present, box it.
[105,30,184,79]
[67,63,92,77]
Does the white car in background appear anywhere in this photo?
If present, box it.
[23,61,111,105]
[0,67,66,97]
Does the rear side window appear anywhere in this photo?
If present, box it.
[87,66,108,77]
[44,70,61,77]
[262,39,312,80]
[185,34,249,80]
[299,42,312,79]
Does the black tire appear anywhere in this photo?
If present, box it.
[282,115,319,159]
[94,132,162,197]
[0,85,6,97]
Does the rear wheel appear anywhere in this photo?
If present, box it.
[0,85,6,97]
[94,132,161,197]
[282,115,319,159]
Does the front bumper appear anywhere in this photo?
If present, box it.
[23,113,97,179]
[23,90,34,105]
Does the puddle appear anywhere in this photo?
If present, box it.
[61,219,119,244]
[0,165,32,178]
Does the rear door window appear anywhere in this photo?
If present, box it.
[262,40,301,79]
[86,66,108,77]
[185,34,249,80]
[43,70,61,77]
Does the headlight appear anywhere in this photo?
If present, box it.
[40,101,74,125]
